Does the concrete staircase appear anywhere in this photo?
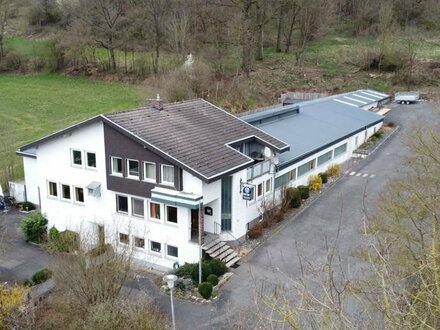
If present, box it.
[202,238,241,268]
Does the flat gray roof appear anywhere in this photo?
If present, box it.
[242,95,384,169]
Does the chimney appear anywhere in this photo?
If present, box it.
[149,93,163,110]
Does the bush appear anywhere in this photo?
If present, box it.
[327,164,341,177]
[21,212,48,243]
[209,258,227,276]
[31,268,52,285]
[283,187,295,210]
[290,188,302,208]
[247,223,264,239]
[191,261,212,284]
[308,174,323,192]
[274,210,284,223]
[297,185,310,199]
[198,282,213,299]
[319,172,329,184]
[175,262,197,278]
[0,51,25,71]
[372,130,384,139]
[20,201,35,211]
[48,227,79,252]
[175,280,186,291]
[207,274,219,286]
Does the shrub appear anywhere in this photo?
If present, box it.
[283,187,295,210]
[274,210,284,223]
[175,262,197,278]
[21,201,35,211]
[31,268,52,285]
[290,188,302,208]
[21,212,48,243]
[319,172,329,184]
[308,175,323,192]
[386,121,396,127]
[209,258,227,276]
[247,223,264,239]
[207,274,219,286]
[327,164,341,177]
[191,261,212,283]
[175,281,186,291]
[198,282,213,299]
[48,227,79,252]
[297,185,310,199]
[372,130,384,139]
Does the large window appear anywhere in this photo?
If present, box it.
[221,176,232,231]
[334,143,347,157]
[161,165,174,185]
[150,241,161,253]
[72,150,82,166]
[143,162,156,182]
[111,157,123,176]
[116,195,128,213]
[48,181,58,197]
[134,237,145,249]
[298,160,315,177]
[61,184,71,200]
[127,159,139,178]
[167,245,178,258]
[150,202,161,220]
[167,206,178,224]
[287,169,296,181]
[75,187,84,203]
[132,198,144,218]
[86,152,96,168]
[317,150,333,166]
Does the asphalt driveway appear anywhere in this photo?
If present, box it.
[0,209,50,283]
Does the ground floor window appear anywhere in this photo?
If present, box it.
[116,195,128,213]
[317,150,333,166]
[75,187,84,203]
[48,181,58,197]
[265,179,271,193]
[167,245,178,258]
[132,198,144,218]
[257,183,263,198]
[166,205,178,224]
[134,237,145,249]
[150,202,161,220]
[334,143,347,157]
[150,240,161,253]
[119,233,129,244]
[298,160,314,177]
[221,218,232,231]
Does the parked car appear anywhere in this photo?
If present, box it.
[395,91,420,104]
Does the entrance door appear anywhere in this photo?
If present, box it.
[98,225,105,247]
[191,209,199,240]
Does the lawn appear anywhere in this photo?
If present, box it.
[0,73,142,187]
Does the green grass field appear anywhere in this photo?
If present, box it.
[0,73,142,187]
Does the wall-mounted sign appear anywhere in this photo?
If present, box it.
[242,184,255,201]
[204,207,213,216]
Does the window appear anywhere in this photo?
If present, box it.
[221,176,232,231]
[298,160,315,177]
[287,169,296,181]
[143,162,156,181]
[265,179,271,193]
[275,173,289,189]
[317,151,333,166]
[167,206,178,224]
[167,245,178,258]
[257,183,263,198]
[334,143,347,157]
[161,165,174,185]
[132,198,144,218]
[61,184,71,200]
[116,195,128,213]
[150,202,160,220]
[72,150,82,166]
[127,159,139,178]
[48,181,58,197]
[150,241,161,253]
[75,187,84,203]
[86,152,96,168]
[119,233,129,245]
[134,237,145,249]
[111,157,123,175]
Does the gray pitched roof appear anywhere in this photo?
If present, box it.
[242,96,384,169]
[104,99,289,181]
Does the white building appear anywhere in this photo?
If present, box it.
[17,91,387,271]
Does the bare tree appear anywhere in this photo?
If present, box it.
[0,0,11,59]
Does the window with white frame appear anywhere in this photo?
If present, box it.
[134,237,145,249]
[132,198,144,218]
[317,150,332,166]
[265,179,271,193]
[74,187,84,203]
[86,152,96,168]
[298,160,315,177]
[150,202,161,220]
[287,169,296,181]
[116,195,128,213]
[61,184,71,200]
[334,143,347,157]
[72,150,82,166]
[150,240,161,253]
[143,162,156,181]
[127,159,140,178]
[161,164,174,185]
[48,181,58,197]
[119,233,129,244]
[166,206,178,224]
[257,183,263,198]
[167,245,178,258]
[111,157,123,175]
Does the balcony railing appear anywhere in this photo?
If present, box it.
[247,159,271,180]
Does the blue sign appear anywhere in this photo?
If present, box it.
[242,185,254,201]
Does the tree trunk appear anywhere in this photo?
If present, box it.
[284,17,295,53]
[153,45,159,74]
[0,34,3,59]
[256,25,263,61]
[109,48,116,72]
[276,5,284,53]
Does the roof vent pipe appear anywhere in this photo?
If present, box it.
[149,93,163,110]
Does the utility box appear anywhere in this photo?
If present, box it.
[8,180,26,203]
